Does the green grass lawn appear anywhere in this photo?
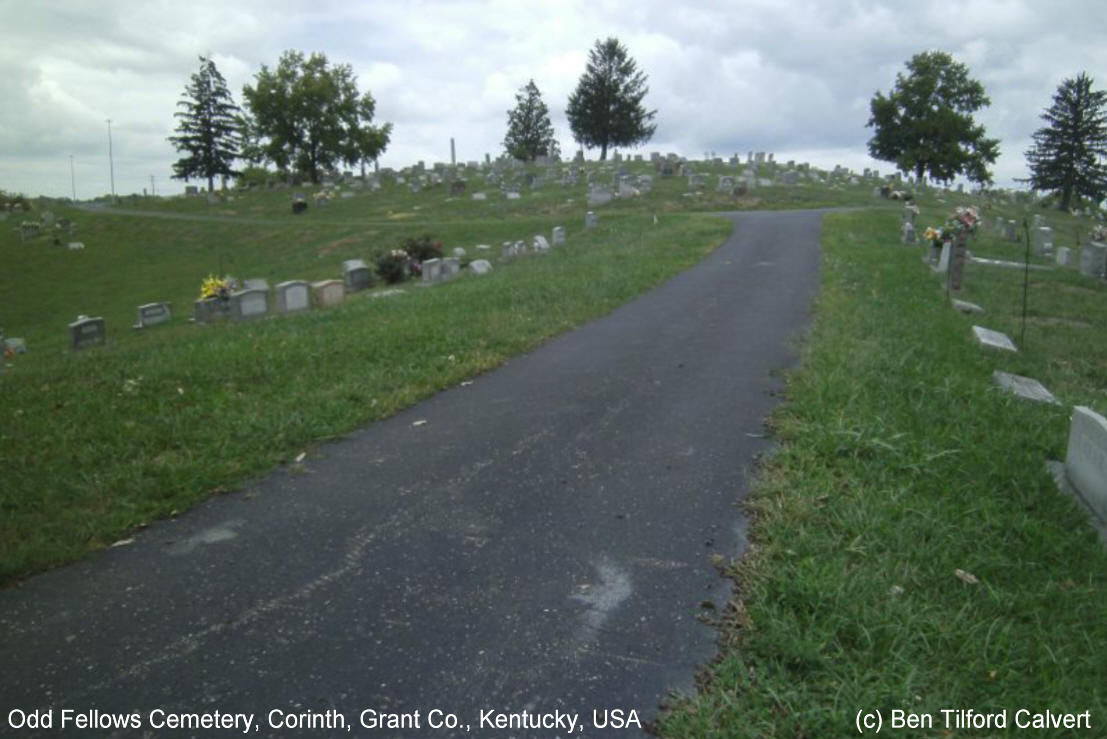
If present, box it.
[6,163,1106,735]
[656,207,1107,738]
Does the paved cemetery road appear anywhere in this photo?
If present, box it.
[1,210,824,738]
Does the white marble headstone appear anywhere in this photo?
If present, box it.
[972,325,1017,352]
[992,371,1058,404]
[1065,406,1107,523]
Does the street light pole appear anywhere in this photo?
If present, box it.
[106,118,116,201]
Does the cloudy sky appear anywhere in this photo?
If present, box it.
[3,0,1106,198]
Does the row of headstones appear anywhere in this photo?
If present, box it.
[495,226,569,263]
[965,309,1107,541]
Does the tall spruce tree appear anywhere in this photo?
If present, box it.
[867,51,999,186]
[503,80,556,161]
[566,37,656,161]
[1024,72,1107,211]
[168,56,242,192]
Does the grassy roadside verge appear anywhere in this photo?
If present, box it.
[658,209,1107,737]
[0,213,730,585]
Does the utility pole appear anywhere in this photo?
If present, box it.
[106,118,116,201]
[69,155,76,201]
[150,175,155,197]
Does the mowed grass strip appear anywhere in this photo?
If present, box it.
[657,209,1107,738]
[0,212,729,584]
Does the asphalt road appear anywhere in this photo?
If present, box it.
[1,209,823,738]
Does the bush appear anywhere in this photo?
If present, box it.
[400,234,444,263]
[375,250,411,284]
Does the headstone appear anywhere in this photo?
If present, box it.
[901,222,917,244]
[243,278,270,292]
[342,259,372,292]
[3,337,27,354]
[193,297,229,323]
[472,192,487,201]
[533,235,550,251]
[421,258,442,285]
[452,247,467,258]
[779,170,799,186]
[505,191,521,200]
[587,188,613,207]
[68,316,105,350]
[135,302,171,328]
[1059,406,1107,524]
[951,299,983,314]
[552,226,566,246]
[67,242,84,250]
[41,211,55,227]
[972,325,1018,352]
[1034,226,1054,256]
[936,242,951,273]
[585,212,598,229]
[229,288,269,320]
[469,259,493,275]
[1079,242,1107,279]
[311,280,345,308]
[501,242,514,261]
[441,257,461,281]
[992,371,1059,405]
[275,280,311,314]
[1005,220,1017,242]
[1055,247,1072,266]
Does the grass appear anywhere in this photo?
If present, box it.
[656,207,1107,737]
[1,193,731,584]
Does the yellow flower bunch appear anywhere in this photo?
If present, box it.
[923,227,942,243]
[199,274,233,300]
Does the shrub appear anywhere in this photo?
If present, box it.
[400,234,444,263]
[375,249,410,284]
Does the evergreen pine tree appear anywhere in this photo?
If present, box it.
[1025,72,1107,211]
[168,56,242,192]
[566,38,656,161]
[503,80,556,162]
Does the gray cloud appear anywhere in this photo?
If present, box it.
[2,0,1106,196]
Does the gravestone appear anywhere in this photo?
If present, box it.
[441,257,461,281]
[1004,220,1017,242]
[67,242,84,250]
[342,259,372,292]
[193,297,229,323]
[1079,242,1107,279]
[230,288,269,320]
[1058,406,1107,524]
[421,258,442,285]
[552,226,566,246]
[992,371,1059,404]
[4,337,26,354]
[901,222,917,244]
[1034,226,1053,256]
[501,242,514,261]
[1055,247,1072,266]
[934,242,951,273]
[585,212,598,229]
[472,192,487,201]
[311,280,345,308]
[135,302,171,328]
[243,278,270,292]
[68,316,105,349]
[972,325,1018,352]
[505,191,521,200]
[275,280,311,314]
[41,211,55,227]
[779,170,799,186]
[533,235,550,252]
[450,180,467,195]
[951,299,983,314]
[469,259,492,275]
[587,188,613,207]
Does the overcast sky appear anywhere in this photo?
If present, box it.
[3,0,1106,198]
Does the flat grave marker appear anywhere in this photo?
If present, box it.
[972,325,1018,352]
[992,371,1059,404]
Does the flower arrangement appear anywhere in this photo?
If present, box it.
[923,206,980,247]
[199,274,238,301]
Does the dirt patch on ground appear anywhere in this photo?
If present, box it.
[318,230,379,257]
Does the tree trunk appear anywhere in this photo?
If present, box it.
[207,175,214,193]
[1060,184,1072,211]
[600,143,607,161]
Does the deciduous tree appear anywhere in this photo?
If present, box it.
[867,51,999,186]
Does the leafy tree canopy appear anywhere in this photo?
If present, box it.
[867,50,999,186]
[242,50,391,183]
